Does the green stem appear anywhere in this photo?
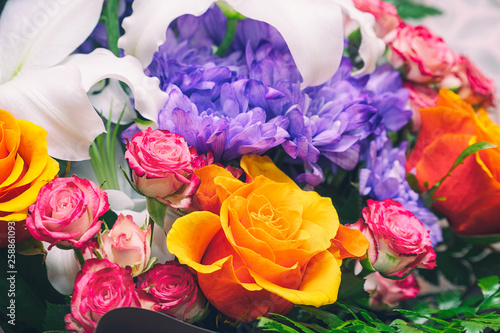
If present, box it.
[104,0,121,57]
[215,17,239,57]
[74,248,85,267]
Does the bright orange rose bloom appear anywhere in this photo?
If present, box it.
[407,89,500,236]
[167,154,368,322]
[0,110,59,246]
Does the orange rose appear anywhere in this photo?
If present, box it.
[407,89,500,236]
[0,110,59,246]
[167,154,368,322]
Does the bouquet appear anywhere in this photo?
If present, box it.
[1,0,500,332]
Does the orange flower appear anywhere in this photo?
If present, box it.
[407,89,500,236]
[167,154,368,322]
[0,110,59,246]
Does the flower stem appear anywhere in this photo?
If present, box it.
[215,17,239,57]
[103,0,121,57]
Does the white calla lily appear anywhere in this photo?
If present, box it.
[0,0,167,161]
[118,0,384,88]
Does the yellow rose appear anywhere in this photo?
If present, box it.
[0,109,59,246]
[167,154,368,322]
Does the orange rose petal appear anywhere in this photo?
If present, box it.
[166,211,223,274]
[213,174,246,204]
[0,153,26,188]
[250,250,341,307]
[414,133,472,191]
[0,154,58,219]
[240,154,298,187]
[0,111,20,184]
[194,164,235,213]
[330,224,369,259]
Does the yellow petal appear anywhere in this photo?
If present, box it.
[249,250,341,307]
[240,154,297,187]
[166,211,223,274]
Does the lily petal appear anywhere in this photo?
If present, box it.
[44,243,80,295]
[0,65,105,161]
[64,48,168,124]
[118,0,214,68]
[0,0,103,83]
[118,0,345,88]
[88,79,137,124]
[335,0,385,75]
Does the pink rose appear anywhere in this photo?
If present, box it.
[348,199,436,277]
[26,176,108,249]
[386,23,457,83]
[364,272,420,310]
[352,0,402,38]
[64,259,143,333]
[441,55,497,108]
[125,128,206,209]
[137,261,207,322]
[99,214,152,276]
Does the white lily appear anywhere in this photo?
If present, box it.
[118,0,384,88]
[0,0,167,161]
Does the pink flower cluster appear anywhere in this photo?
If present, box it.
[65,259,205,333]
[353,0,496,115]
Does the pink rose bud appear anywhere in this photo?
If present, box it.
[99,214,152,277]
[348,199,436,277]
[26,176,109,249]
[364,272,420,310]
[124,128,206,209]
[386,23,457,83]
[64,259,142,333]
[137,261,207,322]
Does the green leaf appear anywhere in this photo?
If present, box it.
[299,306,345,329]
[477,276,500,311]
[390,319,425,333]
[102,0,120,56]
[458,233,500,245]
[146,197,169,229]
[255,316,304,333]
[43,302,70,331]
[384,0,442,20]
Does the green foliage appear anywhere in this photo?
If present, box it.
[384,0,442,20]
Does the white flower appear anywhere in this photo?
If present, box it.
[0,0,167,161]
[118,0,385,89]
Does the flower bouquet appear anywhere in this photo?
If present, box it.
[1,0,500,332]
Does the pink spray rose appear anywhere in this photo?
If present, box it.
[137,261,207,322]
[364,272,420,310]
[348,199,436,277]
[64,259,143,333]
[99,214,152,276]
[125,128,206,209]
[386,23,457,83]
[352,0,402,38]
[26,176,108,249]
[442,55,497,107]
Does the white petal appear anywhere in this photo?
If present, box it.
[105,189,136,212]
[44,243,80,295]
[0,65,105,161]
[334,0,385,75]
[64,48,168,123]
[229,0,344,87]
[0,0,103,83]
[88,79,137,124]
[118,0,215,68]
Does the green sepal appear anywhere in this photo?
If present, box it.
[146,196,168,229]
[16,237,46,256]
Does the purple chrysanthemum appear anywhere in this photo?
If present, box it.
[359,139,442,245]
